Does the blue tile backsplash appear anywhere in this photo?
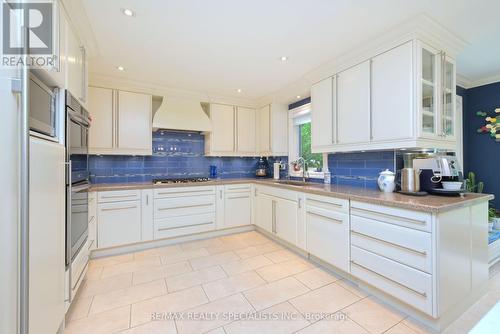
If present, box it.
[327,151,396,189]
[89,130,287,183]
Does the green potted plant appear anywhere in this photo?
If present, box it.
[465,171,484,193]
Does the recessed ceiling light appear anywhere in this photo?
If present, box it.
[280,56,289,62]
[122,8,135,17]
[236,88,242,93]
[296,95,301,99]
[117,66,125,71]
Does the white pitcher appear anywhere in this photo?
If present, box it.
[378,169,396,193]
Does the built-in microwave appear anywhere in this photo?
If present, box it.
[29,73,57,137]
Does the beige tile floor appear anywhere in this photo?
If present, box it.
[65,231,500,334]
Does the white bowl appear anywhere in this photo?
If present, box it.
[441,181,463,190]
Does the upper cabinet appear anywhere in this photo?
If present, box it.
[206,104,236,154]
[205,102,287,157]
[337,61,371,145]
[257,103,288,156]
[88,87,152,155]
[311,39,457,153]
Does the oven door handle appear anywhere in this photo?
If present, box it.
[71,183,91,193]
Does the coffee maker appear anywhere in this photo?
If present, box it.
[412,154,462,191]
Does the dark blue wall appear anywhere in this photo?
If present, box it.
[459,82,500,208]
[90,131,286,183]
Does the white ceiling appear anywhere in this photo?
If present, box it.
[79,0,500,102]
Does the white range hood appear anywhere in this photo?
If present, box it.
[152,97,212,132]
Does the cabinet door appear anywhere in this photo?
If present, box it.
[311,76,334,148]
[442,56,456,139]
[419,43,440,138]
[337,61,371,144]
[97,200,141,248]
[210,104,235,152]
[371,42,414,141]
[118,91,152,154]
[88,87,114,152]
[225,192,252,228]
[306,208,349,272]
[236,107,256,153]
[258,105,271,153]
[275,198,298,246]
[66,24,83,101]
[256,193,273,233]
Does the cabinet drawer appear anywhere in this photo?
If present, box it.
[351,246,433,315]
[71,240,89,290]
[225,184,252,193]
[98,190,141,203]
[154,213,216,239]
[351,201,432,232]
[154,186,215,199]
[97,200,142,248]
[256,185,297,202]
[306,209,349,272]
[351,215,432,273]
[305,194,349,214]
[154,195,215,219]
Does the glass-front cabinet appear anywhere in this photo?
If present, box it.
[418,42,456,141]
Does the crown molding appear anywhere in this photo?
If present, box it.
[89,73,259,108]
[60,0,99,57]
[457,72,500,90]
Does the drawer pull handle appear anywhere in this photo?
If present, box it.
[157,190,213,196]
[101,205,138,211]
[158,203,213,211]
[307,211,343,224]
[227,195,250,200]
[351,230,427,256]
[351,207,427,225]
[307,198,344,208]
[228,186,250,190]
[101,194,137,199]
[350,260,427,298]
[157,221,213,231]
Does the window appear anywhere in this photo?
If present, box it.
[288,103,324,178]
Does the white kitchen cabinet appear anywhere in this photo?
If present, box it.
[66,22,87,105]
[224,184,252,228]
[310,38,458,153]
[29,138,65,334]
[371,41,414,142]
[236,107,257,153]
[117,90,152,153]
[257,103,288,156]
[153,186,216,239]
[206,103,236,153]
[337,61,371,145]
[311,76,335,150]
[88,192,97,251]
[275,198,298,245]
[257,105,271,153]
[255,192,273,233]
[88,87,113,152]
[97,195,142,248]
[305,195,350,273]
[88,87,152,155]
[141,189,154,242]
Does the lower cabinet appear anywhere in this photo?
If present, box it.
[88,192,97,251]
[97,190,142,248]
[153,186,216,239]
[305,195,350,273]
[256,192,273,233]
[255,186,298,246]
[224,184,252,228]
[275,198,298,245]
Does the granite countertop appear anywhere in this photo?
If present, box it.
[89,179,494,213]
